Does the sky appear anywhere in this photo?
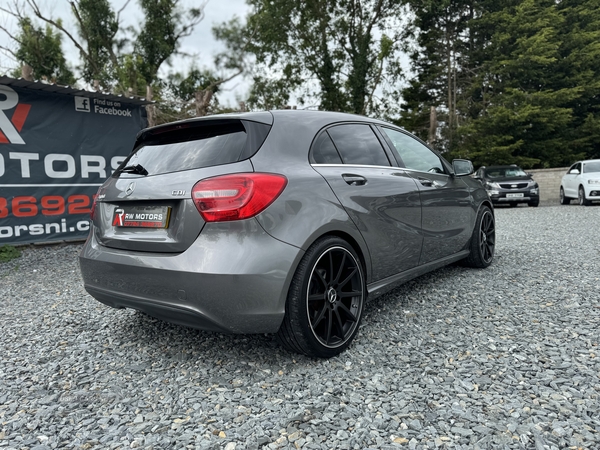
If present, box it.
[0,0,252,106]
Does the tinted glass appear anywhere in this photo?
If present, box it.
[381,127,445,173]
[327,124,390,166]
[583,161,600,173]
[119,122,247,176]
[311,132,342,164]
[484,167,527,178]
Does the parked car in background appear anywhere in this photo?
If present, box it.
[79,110,495,358]
[475,165,540,207]
[560,160,600,206]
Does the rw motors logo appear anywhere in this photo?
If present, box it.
[0,85,31,145]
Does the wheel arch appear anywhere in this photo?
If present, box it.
[321,230,370,283]
[478,199,494,217]
[465,199,494,251]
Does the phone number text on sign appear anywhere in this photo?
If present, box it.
[0,194,93,240]
[0,194,93,218]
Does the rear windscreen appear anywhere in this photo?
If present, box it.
[117,122,248,176]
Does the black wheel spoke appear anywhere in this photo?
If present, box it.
[308,293,325,302]
[483,244,491,260]
[339,290,361,298]
[334,252,346,283]
[314,270,327,288]
[312,304,328,328]
[327,252,334,282]
[338,267,357,289]
[334,309,345,338]
[325,309,333,344]
[338,302,357,322]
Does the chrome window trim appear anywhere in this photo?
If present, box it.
[312,163,451,177]
[312,163,393,169]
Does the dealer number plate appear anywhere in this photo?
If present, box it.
[506,193,524,198]
[112,206,171,228]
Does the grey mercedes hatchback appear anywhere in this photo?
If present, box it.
[79,110,495,358]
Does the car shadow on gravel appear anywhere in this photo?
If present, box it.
[99,262,471,367]
[104,309,301,367]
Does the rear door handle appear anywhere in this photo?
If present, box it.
[342,174,367,186]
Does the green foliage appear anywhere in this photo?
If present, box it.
[239,0,405,114]
[73,0,120,87]
[135,0,202,85]
[402,0,600,168]
[113,54,147,97]
[246,75,291,110]
[14,17,75,85]
[167,68,220,102]
[0,245,21,263]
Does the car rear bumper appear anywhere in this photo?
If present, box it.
[79,219,304,334]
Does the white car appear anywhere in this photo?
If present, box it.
[560,159,600,205]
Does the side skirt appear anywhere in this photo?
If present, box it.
[366,250,470,300]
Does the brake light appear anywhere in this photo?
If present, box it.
[192,173,288,222]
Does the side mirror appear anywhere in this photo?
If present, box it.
[452,159,474,176]
[569,168,580,174]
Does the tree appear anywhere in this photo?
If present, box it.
[458,0,587,167]
[398,0,481,150]
[1,16,75,84]
[133,0,204,125]
[236,0,406,114]
[156,67,220,122]
[401,0,600,168]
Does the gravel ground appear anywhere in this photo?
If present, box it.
[1,204,599,450]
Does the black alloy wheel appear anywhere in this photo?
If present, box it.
[579,186,591,206]
[306,246,363,349]
[464,206,495,268]
[277,236,365,358]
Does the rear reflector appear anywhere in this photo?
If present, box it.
[192,173,288,222]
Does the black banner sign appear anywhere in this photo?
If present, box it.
[0,84,147,245]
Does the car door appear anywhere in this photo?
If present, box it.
[310,123,422,283]
[563,162,581,198]
[378,126,473,266]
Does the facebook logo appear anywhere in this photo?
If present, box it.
[74,97,91,112]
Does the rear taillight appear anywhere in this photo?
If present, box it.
[192,173,287,222]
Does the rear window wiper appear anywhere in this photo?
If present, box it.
[120,164,149,176]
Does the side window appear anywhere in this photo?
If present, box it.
[380,127,446,174]
[310,132,343,164]
[327,124,390,166]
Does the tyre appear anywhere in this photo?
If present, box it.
[559,187,570,205]
[464,205,495,268]
[528,201,539,207]
[277,236,365,358]
[579,186,591,206]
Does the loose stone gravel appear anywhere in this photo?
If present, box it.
[1,204,599,450]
